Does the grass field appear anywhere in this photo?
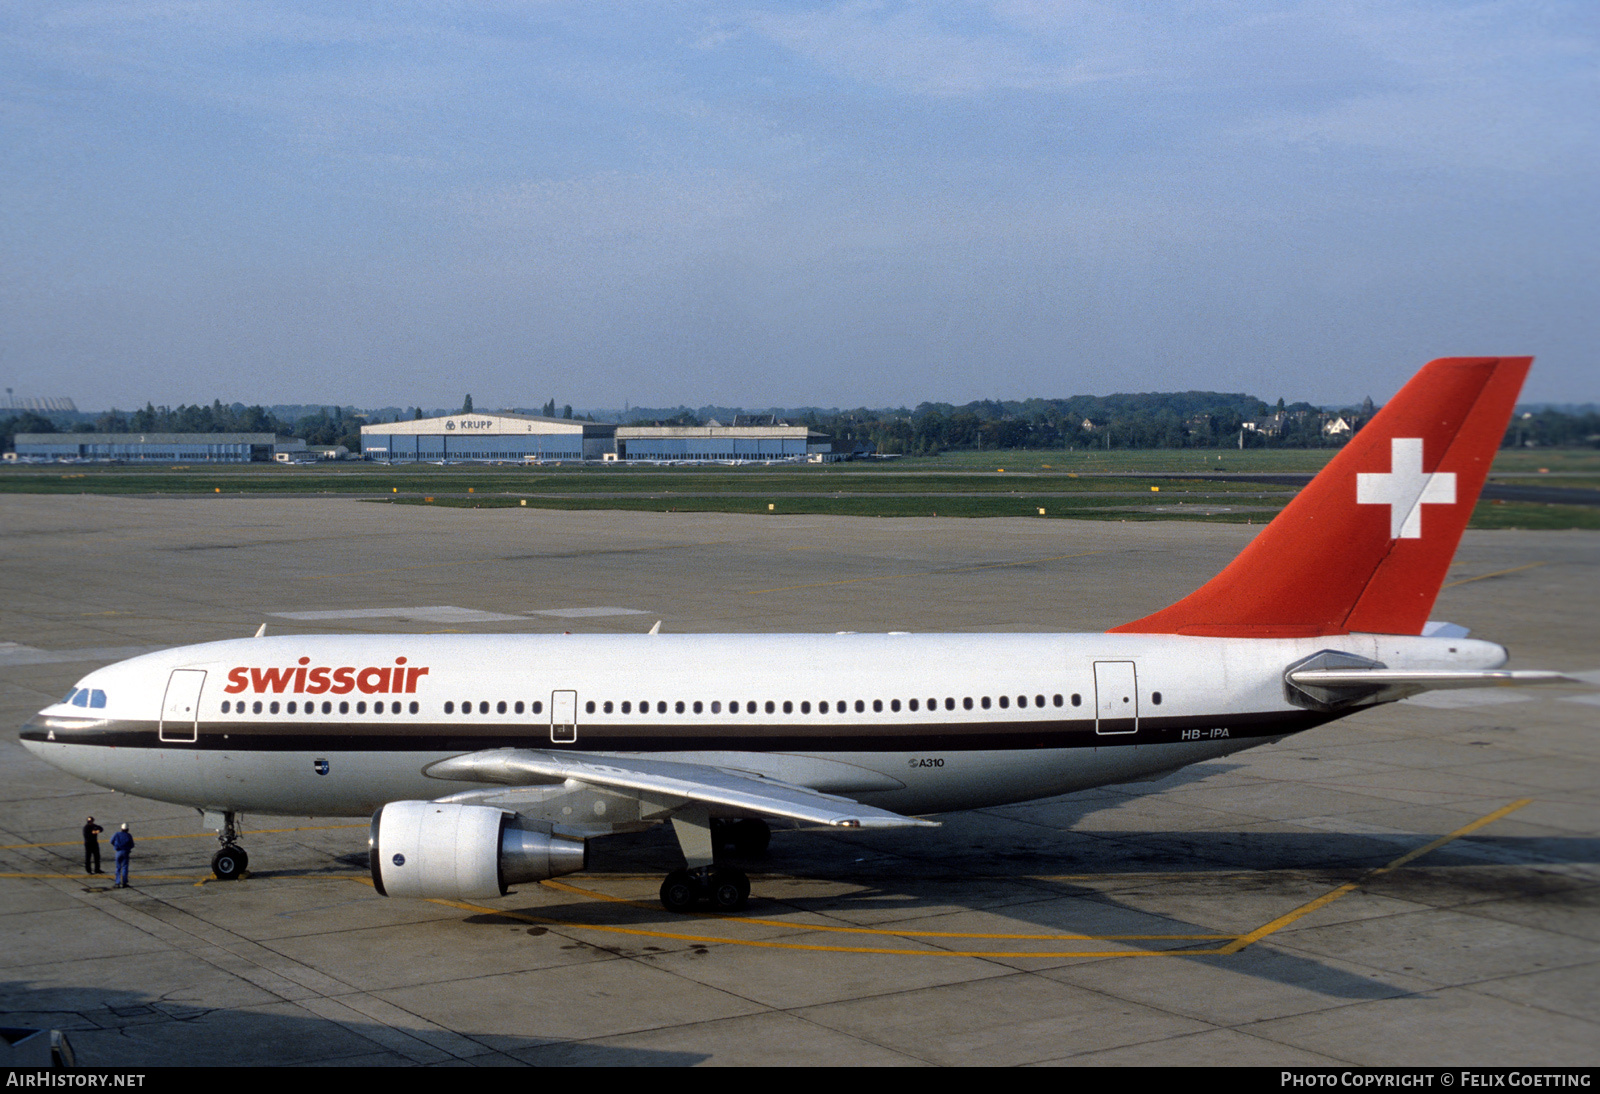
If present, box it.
[4,448,1596,529]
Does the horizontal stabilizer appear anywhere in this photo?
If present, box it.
[1285,664,1575,710]
[425,748,938,830]
[1288,668,1574,691]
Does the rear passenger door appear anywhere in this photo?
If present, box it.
[1093,662,1138,736]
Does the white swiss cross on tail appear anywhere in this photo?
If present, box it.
[1357,437,1456,540]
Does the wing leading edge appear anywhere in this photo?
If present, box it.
[424,748,939,829]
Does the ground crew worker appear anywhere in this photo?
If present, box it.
[83,816,103,874]
[110,824,134,888]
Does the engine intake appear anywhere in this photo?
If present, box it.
[369,801,587,899]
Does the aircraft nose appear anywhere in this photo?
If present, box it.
[20,714,53,745]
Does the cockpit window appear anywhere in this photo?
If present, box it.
[90,690,106,708]
[62,688,78,705]
[71,690,89,707]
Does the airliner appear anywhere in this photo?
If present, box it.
[21,357,1568,912]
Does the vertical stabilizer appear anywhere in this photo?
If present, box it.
[1111,357,1531,638]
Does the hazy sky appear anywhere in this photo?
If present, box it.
[4,1,1596,411]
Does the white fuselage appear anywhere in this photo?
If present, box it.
[21,631,1507,823]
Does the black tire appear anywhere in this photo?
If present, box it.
[211,845,247,881]
[660,869,700,913]
[708,867,749,911]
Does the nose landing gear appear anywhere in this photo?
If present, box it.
[203,810,249,880]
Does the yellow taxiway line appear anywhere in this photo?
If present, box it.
[3,801,1531,959]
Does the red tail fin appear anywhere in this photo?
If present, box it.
[1111,356,1531,638]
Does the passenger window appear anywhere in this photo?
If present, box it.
[533,701,543,714]
[711,701,721,713]
[322,701,332,714]
[818,701,828,714]
[693,701,703,714]
[603,701,613,714]
[1152,692,1163,705]
[585,700,595,714]
[222,700,231,714]
[963,697,973,710]
[253,701,263,714]
[287,701,297,714]
[409,701,419,714]
[339,701,349,714]
[499,700,508,714]
[479,701,489,715]
[675,701,685,714]
[1035,695,1045,707]
[800,701,810,714]
[657,701,667,714]
[765,700,775,714]
[998,696,1009,709]
[621,701,631,714]
[873,699,883,713]
[1053,694,1063,707]
[890,699,900,712]
[445,701,455,714]
[516,701,525,714]
[1071,693,1082,707]
[353,702,363,714]
[854,700,865,713]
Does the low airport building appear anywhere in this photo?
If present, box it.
[360,415,833,463]
[614,424,830,462]
[9,432,307,463]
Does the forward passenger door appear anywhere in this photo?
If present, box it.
[159,669,206,743]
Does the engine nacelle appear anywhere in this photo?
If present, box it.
[369,801,587,899]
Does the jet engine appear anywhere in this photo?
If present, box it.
[369,800,587,899]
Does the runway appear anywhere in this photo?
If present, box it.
[1,496,1596,1066]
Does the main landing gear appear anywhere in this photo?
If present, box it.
[658,811,768,913]
[204,810,249,881]
[660,866,751,913]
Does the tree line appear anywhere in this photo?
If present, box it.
[0,401,372,454]
[4,394,1597,456]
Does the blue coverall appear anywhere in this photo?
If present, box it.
[110,829,134,887]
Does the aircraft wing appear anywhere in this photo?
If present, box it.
[423,748,937,830]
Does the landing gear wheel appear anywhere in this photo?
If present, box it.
[211,845,248,880]
[660,869,700,913]
[708,867,749,911]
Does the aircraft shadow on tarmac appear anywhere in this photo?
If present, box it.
[0,980,707,1067]
[460,763,1599,1005]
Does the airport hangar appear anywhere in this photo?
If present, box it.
[359,413,836,463]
